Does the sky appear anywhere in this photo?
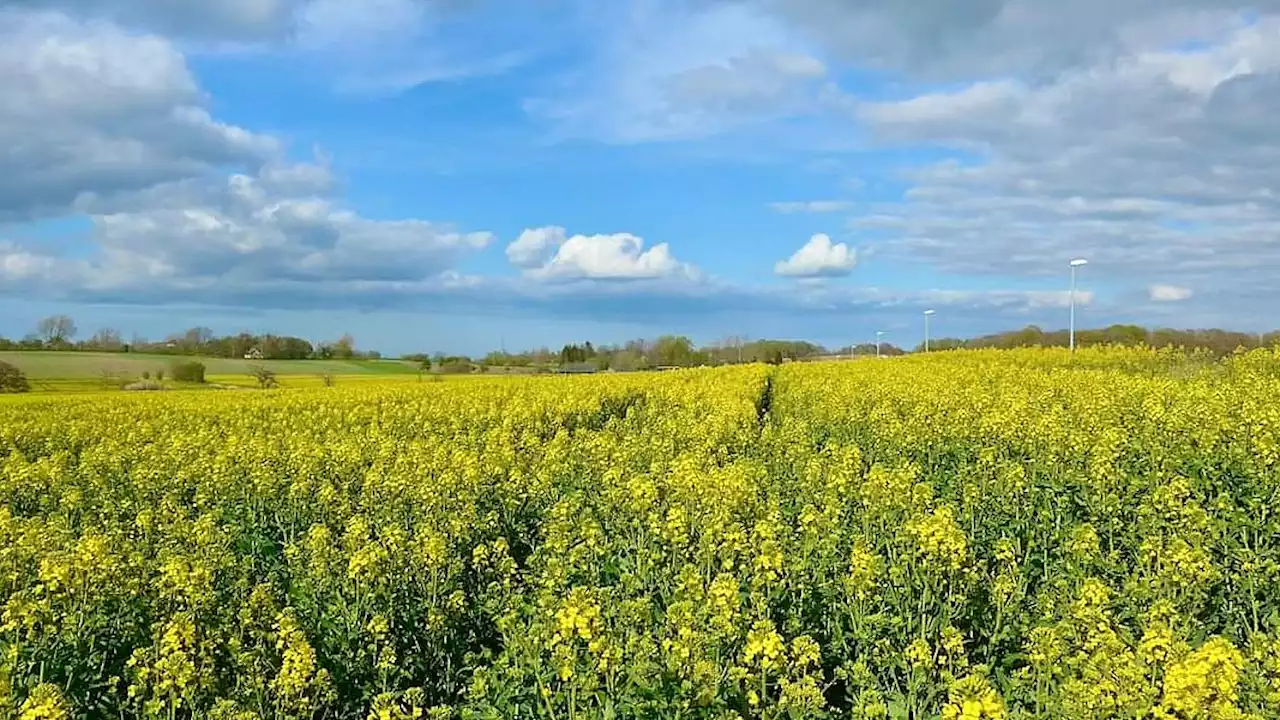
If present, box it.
[2,0,1280,355]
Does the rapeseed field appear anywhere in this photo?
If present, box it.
[4,348,1280,719]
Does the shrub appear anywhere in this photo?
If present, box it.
[0,360,30,393]
[249,365,278,389]
[319,372,335,387]
[156,369,165,381]
[437,358,474,375]
[141,370,151,380]
[171,361,206,383]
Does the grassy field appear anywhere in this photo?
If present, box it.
[0,351,420,380]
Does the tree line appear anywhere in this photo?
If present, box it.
[467,337,846,371]
[7,315,1279,372]
[0,315,380,360]
[925,324,1280,357]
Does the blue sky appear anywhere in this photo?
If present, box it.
[2,0,1279,355]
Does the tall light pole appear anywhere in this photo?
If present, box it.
[875,331,885,358]
[924,310,935,352]
[1069,258,1088,353]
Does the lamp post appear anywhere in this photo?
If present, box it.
[1069,258,1088,353]
[924,310,935,352]
[876,331,885,358]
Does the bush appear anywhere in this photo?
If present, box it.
[0,360,30,393]
[437,358,474,375]
[171,361,206,383]
[249,365,278,389]
[156,369,165,381]
[141,370,151,380]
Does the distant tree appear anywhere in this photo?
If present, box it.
[610,349,648,372]
[436,356,474,374]
[37,315,77,345]
[261,335,282,359]
[87,327,123,351]
[836,343,885,357]
[652,336,700,367]
[333,334,356,359]
[0,360,30,393]
[319,372,336,387]
[249,365,278,389]
[560,344,590,364]
[182,327,214,351]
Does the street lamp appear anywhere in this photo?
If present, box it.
[875,331,885,358]
[923,310,936,352]
[1069,259,1088,353]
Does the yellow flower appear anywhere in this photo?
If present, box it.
[743,620,786,672]
[906,506,969,571]
[18,684,70,720]
[905,638,933,671]
[1157,638,1245,718]
[940,673,1005,720]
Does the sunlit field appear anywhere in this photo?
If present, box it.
[4,348,1280,719]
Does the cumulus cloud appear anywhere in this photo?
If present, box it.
[843,14,1280,302]
[508,227,699,281]
[0,8,276,221]
[768,201,854,213]
[0,162,494,304]
[506,226,567,269]
[775,233,858,277]
[1150,284,1194,301]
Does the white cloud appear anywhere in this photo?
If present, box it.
[506,226,567,269]
[510,227,698,281]
[1149,284,1194,301]
[843,14,1280,303]
[0,162,494,302]
[775,233,858,277]
[0,8,276,220]
[858,80,1025,144]
[768,200,854,213]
